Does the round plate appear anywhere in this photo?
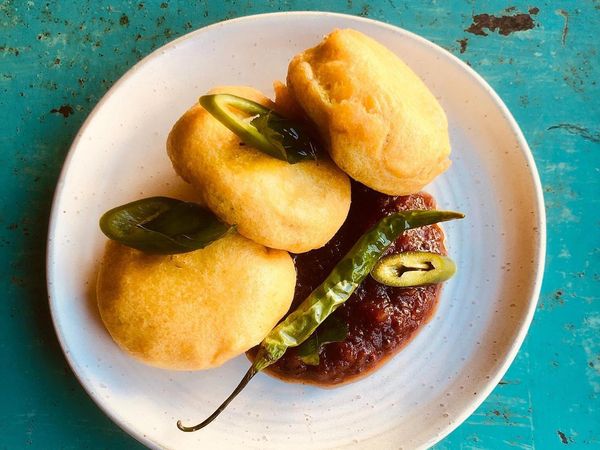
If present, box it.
[47,12,545,450]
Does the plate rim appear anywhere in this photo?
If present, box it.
[46,10,547,449]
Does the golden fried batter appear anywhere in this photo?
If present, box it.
[167,86,351,253]
[97,235,296,370]
[287,29,451,195]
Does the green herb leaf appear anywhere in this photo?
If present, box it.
[297,316,348,366]
[99,197,232,254]
[199,94,319,164]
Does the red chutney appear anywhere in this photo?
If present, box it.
[259,182,447,386]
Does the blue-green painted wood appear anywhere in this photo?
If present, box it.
[1,1,597,448]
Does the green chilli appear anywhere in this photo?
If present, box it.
[177,209,464,432]
[371,251,456,287]
[199,93,319,163]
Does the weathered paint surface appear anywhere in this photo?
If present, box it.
[1,1,598,448]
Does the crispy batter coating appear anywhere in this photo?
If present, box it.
[167,86,351,253]
[287,29,451,195]
[96,235,296,370]
[273,81,305,120]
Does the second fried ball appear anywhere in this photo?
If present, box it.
[167,86,351,253]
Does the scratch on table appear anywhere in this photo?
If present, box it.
[498,375,524,386]
[548,124,600,144]
[526,352,536,446]
[559,207,578,223]
[468,394,531,428]
[556,9,569,45]
[582,313,600,393]
[503,440,534,450]
[543,162,576,174]
[557,245,571,259]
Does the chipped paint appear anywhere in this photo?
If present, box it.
[557,430,573,444]
[456,38,468,53]
[465,10,538,36]
[50,104,74,118]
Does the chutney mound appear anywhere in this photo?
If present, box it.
[249,182,446,385]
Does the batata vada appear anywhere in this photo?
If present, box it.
[96,234,296,370]
[287,29,451,195]
[167,86,351,253]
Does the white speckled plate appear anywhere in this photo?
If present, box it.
[47,12,546,450]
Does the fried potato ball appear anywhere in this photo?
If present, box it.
[96,234,296,370]
[167,86,351,254]
[287,29,451,195]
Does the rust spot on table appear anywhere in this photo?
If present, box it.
[50,105,74,118]
[466,10,538,36]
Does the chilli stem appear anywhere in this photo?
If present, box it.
[176,365,257,432]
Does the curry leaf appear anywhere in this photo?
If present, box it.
[297,316,348,366]
[100,197,233,254]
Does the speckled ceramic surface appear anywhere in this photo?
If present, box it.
[47,12,545,449]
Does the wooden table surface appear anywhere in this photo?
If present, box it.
[1,1,598,448]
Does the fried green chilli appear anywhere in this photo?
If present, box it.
[199,93,319,163]
[176,209,464,432]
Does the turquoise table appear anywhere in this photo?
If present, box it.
[2,1,598,448]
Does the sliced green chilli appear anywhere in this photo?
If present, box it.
[371,251,456,287]
[199,93,319,163]
[99,197,232,254]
